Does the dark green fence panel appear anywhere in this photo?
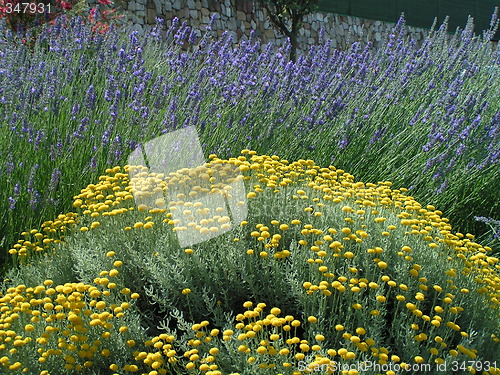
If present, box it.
[475,1,499,35]
[397,0,440,29]
[349,0,399,24]
[315,0,499,39]
[440,0,476,32]
[317,0,349,15]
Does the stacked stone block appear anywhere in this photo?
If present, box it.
[112,0,429,51]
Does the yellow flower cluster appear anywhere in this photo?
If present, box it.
[0,277,138,373]
[5,150,499,374]
[182,301,356,375]
[13,151,499,294]
[233,152,498,305]
[132,333,178,375]
[8,213,79,260]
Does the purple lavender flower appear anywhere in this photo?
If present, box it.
[26,163,39,194]
[48,168,61,192]
[475,216,500,239]
[13,183,20,196]
[84,85,96,110]
[5,156,15,174]
[369,127,386,144]
[7,194,17,210]
[456,143,466,156]
[338,138,349,150]
[29,190,41,211]
[71,103,80,116]
[151,17,165,40]
[90,157,97,172]
[188,29,198,44]
[436,179,448,194]
[102,130,111,145]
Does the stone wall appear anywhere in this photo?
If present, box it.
[106,0,431,51]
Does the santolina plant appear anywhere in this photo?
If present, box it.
[2,151,499,374]
[0,10,499,270]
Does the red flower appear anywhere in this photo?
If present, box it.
[98,0,112,5]
[88,7,97,23]
[60,1,72,9]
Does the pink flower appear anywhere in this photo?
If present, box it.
[98,0,112,5]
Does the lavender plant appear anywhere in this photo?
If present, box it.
[475,216,500,250]
[1,9,499,275]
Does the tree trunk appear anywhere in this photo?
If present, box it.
[289,18,299,62]
[289,32,298,62]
